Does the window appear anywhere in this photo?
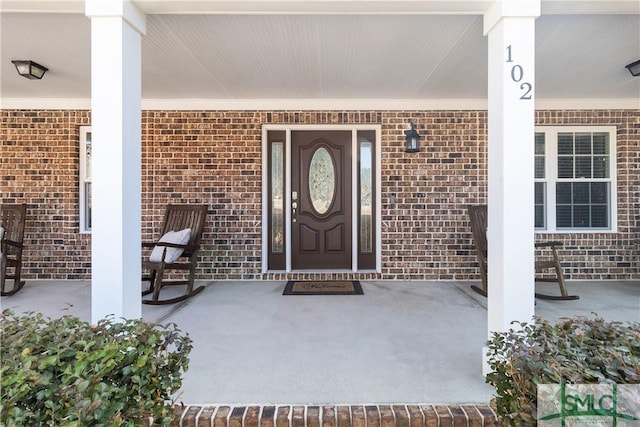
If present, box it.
[535,126,616,232]
[79,126,92,232]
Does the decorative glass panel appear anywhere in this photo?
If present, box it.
[271,143,284,253]
[85,132,92,180]
[85,182,92,230]
[360,142,373,253]
[308,147,335,214]
[79,127,92,232]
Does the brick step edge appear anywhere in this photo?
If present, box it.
[169,404,499,427]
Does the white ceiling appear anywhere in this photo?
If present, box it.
[1,1,639,107]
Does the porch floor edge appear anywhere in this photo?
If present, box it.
[170,404,499,427]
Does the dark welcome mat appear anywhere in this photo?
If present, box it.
[283,280,363,295]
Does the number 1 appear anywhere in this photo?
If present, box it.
[506,45,513,62]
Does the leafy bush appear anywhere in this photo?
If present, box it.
[486,315,640,426]
[1,310,192,427]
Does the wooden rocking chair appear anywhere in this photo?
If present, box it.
[142,204,208,305]
[467,204,579,300]
[1,204,27,296]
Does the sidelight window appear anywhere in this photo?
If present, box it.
[79,126,92,233]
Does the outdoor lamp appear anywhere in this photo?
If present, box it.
[404,119,420,153]
[11,60,48,80]
[625,59,640,77]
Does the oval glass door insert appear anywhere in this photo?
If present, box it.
[309,147,335,214]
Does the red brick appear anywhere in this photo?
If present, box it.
[2,109,637,282]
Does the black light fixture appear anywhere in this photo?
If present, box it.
[625,59,640,77]
[404,119,421,153]
[11,60,48,80]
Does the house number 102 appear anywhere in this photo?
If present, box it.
[506,45,533,100]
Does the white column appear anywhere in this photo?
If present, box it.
[86,0,146,323]
[484,0,539,338]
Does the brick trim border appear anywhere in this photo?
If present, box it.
[169,404,499,427]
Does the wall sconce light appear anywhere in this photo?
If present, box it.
[625,59,640,77]
[404,119,421,153]
[11,60,48,80]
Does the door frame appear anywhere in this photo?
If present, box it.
[261,124,382,273]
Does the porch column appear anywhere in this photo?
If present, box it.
[483,1,539,340]
[86,0,146,323]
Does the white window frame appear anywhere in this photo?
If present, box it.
[535,126,617,233]
[79,126,92,233]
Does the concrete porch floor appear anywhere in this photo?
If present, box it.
[1,279,639,407]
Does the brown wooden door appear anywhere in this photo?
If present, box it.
[291,131,352,269]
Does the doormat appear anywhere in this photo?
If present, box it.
[283,280,363,295]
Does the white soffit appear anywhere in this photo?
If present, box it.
[1,1,639,106]
[2,0,639,15]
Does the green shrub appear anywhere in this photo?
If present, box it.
[485,315,640,426]
[1,310,192,427]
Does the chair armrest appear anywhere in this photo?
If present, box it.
[2,239,23,250]
[152,242,190,250]
[152,242,200,252]
[535,241,563,248]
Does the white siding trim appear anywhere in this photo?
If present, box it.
[2,98,638,111]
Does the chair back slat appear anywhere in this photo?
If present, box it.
[1,204,27,256]
[160,204,208,247]
[467,204,488,253]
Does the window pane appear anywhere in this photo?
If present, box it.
[535,133,545,155]
[535,157,545,178]
[592,133,608,154]
[591,205,608,228]
[271,143,284,254]
[535,205,545,228]
[558,133,573,155]
[535,182,546,228]
[556,182,572,204]
[593,156,609,178]
[575,133,592,155]
[558,157,574,178]
[573,182,590,204]
[557,205,572,227]
[591,182,608,204]
[573,205,590,228]
[535,182,545,204]
[575,157,592,178]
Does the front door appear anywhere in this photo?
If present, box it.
[291,131,352,269]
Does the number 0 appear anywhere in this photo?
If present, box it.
[511,65,524,82]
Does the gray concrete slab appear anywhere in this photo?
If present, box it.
[2,279,638,406]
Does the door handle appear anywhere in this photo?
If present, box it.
[292,202,298,222]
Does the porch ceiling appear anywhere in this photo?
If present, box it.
[1,1,639,105]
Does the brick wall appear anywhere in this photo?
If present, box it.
[2,109,638,281]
